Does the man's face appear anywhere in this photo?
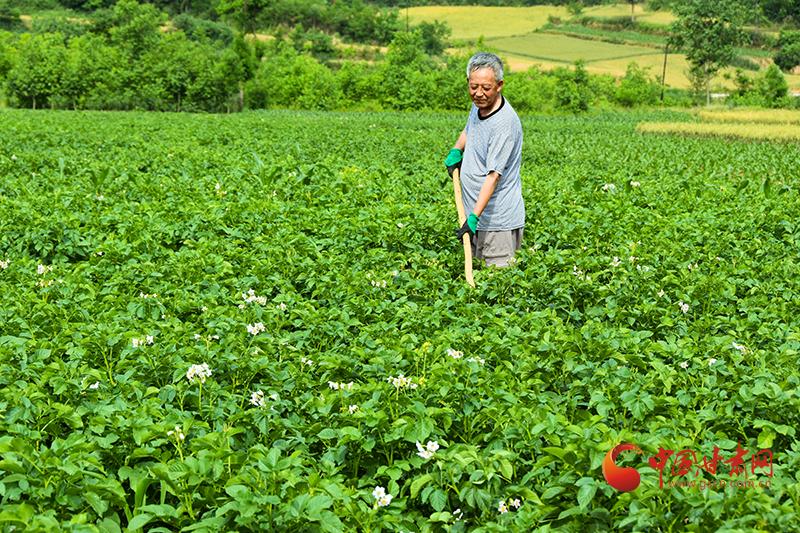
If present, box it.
[468,68,503,112]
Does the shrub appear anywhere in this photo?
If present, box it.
[615,62,660,108]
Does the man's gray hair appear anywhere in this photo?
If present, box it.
[467,52,504,81]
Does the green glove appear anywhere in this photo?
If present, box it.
[445,148,463,177]
[456,213,480,240]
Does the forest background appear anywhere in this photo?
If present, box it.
[2,0,800,113]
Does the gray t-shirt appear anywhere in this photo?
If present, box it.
[461,96,524,232]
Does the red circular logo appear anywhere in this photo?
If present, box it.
[603,443,643,492]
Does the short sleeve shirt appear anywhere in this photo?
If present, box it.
[461,96,525,232]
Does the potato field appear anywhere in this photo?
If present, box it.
[1,108,799,532]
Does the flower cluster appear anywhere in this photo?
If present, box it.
[187,363,212,383]
[687,263,699,271]
[630,181,641,187]
[139,292,157,299]
[678,301,689,314]
[80,376,100,389]
[194,333,220,341]
[300,357,313,367]
[167,426,185,440]
[387,374,418,389]
[609,256,621,267]
[370,278,388,288]
[247,322,265,335]
[709,358,718,367]
[348,405,359,414]
[447,349,463,359]
[328,381,354,391]
[732,342,748,355]
[276,302,287,311]
[467,356,485,366]
[1,259,10,269]
[453,509,465,522]
[132,335,154,348]
[636,265,650,272]
[215,182,227,197]
[38,264,53,275]
[250,390,266,408]
[372,487,393,508]
[416,440,439,459]
[242,288,267,305]
[601,183,616,192]
[572,265,590,282]
[498,499,521,514]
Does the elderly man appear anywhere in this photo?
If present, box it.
[446,52,524,268]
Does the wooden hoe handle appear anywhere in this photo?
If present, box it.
[452,168,475,287]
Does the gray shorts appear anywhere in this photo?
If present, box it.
[472,228,523,268]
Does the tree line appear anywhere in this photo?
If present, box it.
[1,0,797,113]
[0,0,674,113]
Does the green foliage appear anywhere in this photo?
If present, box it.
[774,30,800,72]
[567,1,583,16]
[109,0,168,60]
[553,59,594,113]
[29,13,86,39]
[4,31,66,108]
[416,19,450,57]
[614,61,659,108]
[172,13,234,46]
[760,63,789,108]
[1,109,800,531]
[247,40,340,110]
[0,29,14,79]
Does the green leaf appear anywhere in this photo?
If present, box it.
[84,491,108,515]
[757,428,776,448]
[577,483,597,509]
[306,494,333,520]
[97,517,122,533]
[318,428,339,440]
[319,510,343,533]
[430,489,447,512]
[410,473,433,498]
[127,513,154,531]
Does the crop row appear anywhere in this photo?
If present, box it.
[0,109,799,531]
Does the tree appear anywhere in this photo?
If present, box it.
[629,0,639,22]
[5,33,67,109]
[668,0,746,105]
[215,0,269,36]
[109,0,168,60]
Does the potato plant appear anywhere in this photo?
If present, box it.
[0,109,799,532]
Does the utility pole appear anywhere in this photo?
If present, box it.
[661,44,668,101]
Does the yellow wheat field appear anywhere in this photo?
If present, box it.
[697,109,800,125]
[636,121,800,143]
[406,6,570,41]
